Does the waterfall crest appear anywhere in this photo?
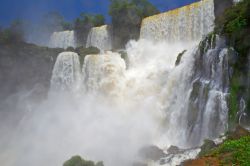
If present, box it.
[140,0,215,42]
[1,1,238,166]
[82,52,126,96]
[49,31,76,49]
[86,25,112,51]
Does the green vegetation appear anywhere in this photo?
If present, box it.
[215,0,250,127]
[118,50,129,68]
[198,139,216,157]
[1,0,159,48]
[63,156,104,166]
[208,136,250,166]
[75,46,100,64]
[74,13,105,46]
[216,0,250,61]
[0,19,24,44]
[228,73,242,128]
[109,0,159,48]
[187,126,250,166]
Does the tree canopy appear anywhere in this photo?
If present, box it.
[74,13,105,46]
[109,0,159,48]
[63,156,104,166]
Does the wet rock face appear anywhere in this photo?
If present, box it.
[186,34,238,146]
[138,146,166,161]
[175,50,186,66]
[199,139,217,157]
[214,0,233,19]
[0,43,63,100]
[228,125,250,139]
[167,146,181,154]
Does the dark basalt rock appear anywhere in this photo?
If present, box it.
[132,162,147,166]
[167,145,181,154]
[0,42,63,100]
[199,139,217,157]
[228,125,250,139]
[175,50,186,66]
[139,145,166,161]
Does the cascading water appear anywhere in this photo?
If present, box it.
[49,30,76,49]
[50,52,82,93]
[140,0,215,42]
[185,35,233,146]
[82,52,126,96]
[0,1,237,166]
[0,37,233,166]
[86,25,112,51]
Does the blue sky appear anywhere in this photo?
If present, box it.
[0,0,198,27]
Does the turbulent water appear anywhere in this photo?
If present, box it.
[140,0,215,42]
[49,30,77,49]
[50,52,82,93]
[0,39,235,166]
[86,25,112,51]
[0,0,237,166]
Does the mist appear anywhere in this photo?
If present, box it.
[0,39,197,166]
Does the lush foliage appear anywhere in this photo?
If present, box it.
[63,156,104,166]
[74,14,105,30]
[109,0,159,48]
[216,0,250,56]
[216,0,250,126]
[210,136,250,166]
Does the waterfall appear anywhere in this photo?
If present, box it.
[82,52,126,96]
[233,0,242,4]
[49,30,76,49]
[50,52,82,93]
[158,35,236,148]
[1,1,237,166]
[47,34,235,165]
[140,0,215,42]
[86,25,112,51]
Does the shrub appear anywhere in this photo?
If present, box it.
[63,155,104,166]
[213,136,250,166]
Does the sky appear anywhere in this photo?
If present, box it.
[0,0,198,27]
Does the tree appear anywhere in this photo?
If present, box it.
[109,0,159,48]
[0,19,25,44]
[74,14,105,46]
[63,155,104,166]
